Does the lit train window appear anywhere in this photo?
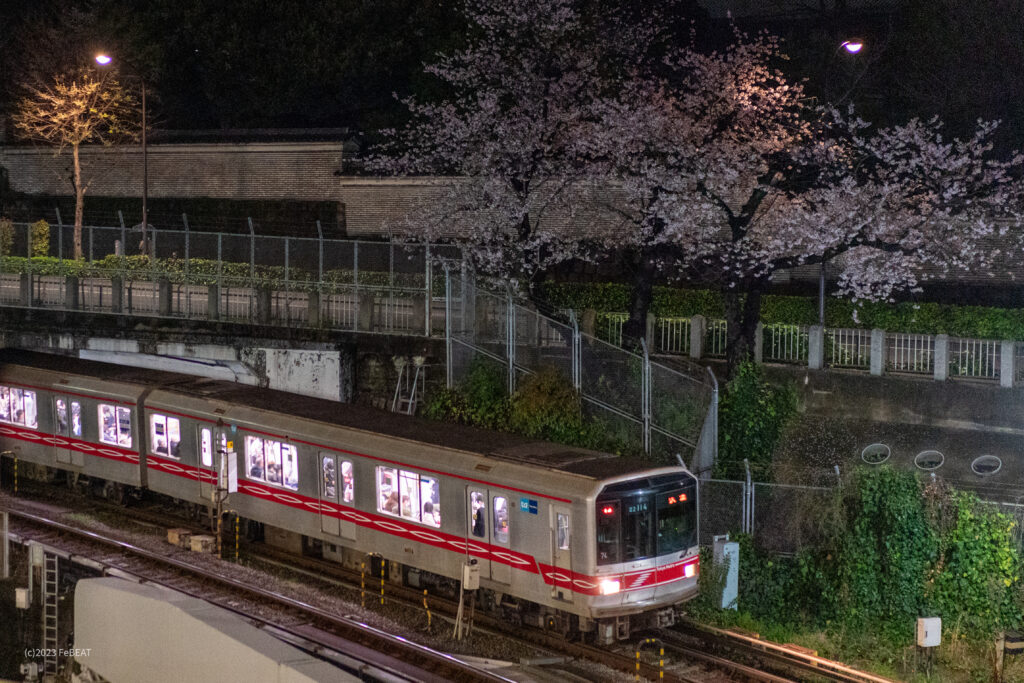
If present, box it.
[557,513,570,550]
[0,387,37,429]
[71,402,81,437]
[98,404,132,447]
[150,414,181,458]
[493,497,509,544]
[245,435,298,490]
[322,456,337,500]
[200,428,226,468]
[596,501,621,564]
[470,491,486,537]
[341,461,354,503]
[56,399,68,434]
[377,466,439,527]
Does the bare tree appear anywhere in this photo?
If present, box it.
[12,67,138,259]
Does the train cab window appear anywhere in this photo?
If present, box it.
[656,489,697,555]
[0,387,38,429]
[557,512,570,550]
[377,467,439,527]
[470,492,486,537]
[622,497,653,561]
[493,497,509,544]
[245,435,298,491]
[99,404,132,447]
[150,414,181,458]
[596,501,621,564]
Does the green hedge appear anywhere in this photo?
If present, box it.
[539,282,1024,341]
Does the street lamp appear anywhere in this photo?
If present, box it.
[95,53,149,256]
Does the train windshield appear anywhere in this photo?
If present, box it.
[596,473,697,565]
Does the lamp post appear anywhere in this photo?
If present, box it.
[819,38,865,325]
[95,53,149,256]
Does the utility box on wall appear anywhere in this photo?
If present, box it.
[713,535,739,610]
[917,617,941,647]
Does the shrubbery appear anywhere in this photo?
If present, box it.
[716,361,797,480]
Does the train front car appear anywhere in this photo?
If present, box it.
[588,467,699,643]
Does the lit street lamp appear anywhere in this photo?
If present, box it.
[95,53,150,256]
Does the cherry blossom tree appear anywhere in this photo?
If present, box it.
[370,0,671,297]
[590,31,1024,370]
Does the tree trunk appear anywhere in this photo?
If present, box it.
[724,286,763,377]
[72,142,84,260]
[623,246,657,350]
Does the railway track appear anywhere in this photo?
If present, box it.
[2,502,512,683]
[3,485,898,682]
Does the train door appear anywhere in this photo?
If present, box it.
[489,493,511,584]
[320,453,356,540]
[198,427,217,502]
[53,397,83,467]
[550,505,574,603]
[467,487,491,580]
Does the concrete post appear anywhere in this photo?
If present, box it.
[753,322,764,364]
[581,309,596,338]
[307,289,321,327]
[256,286,272,325]
[157,279,172,317]
[110,277,123,314]
[933,334,949,381]
[65,276,79,311]
[645,312,656,352]
[689,315,706,360]
[808,324,824,370]
[357,291,375,332]
[870,328,886,376]
[1001,340,1015,388]
[19,273,30,307]
[207,284,220,321]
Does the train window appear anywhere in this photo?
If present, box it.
[265,440,282,485]
[322,456,337,500]
[493,497,509,544]
[341,461,354,503]
[656,488,696,555]
[622,496,654,561]
[470,491,486,537]
[377,467,438,526]
[71,402,82,437]
[377,466,399,514]
[245,436,298,490]
[201,429,212,467]
[0,387,38,429]
[56,399,68,434]
[557,513,570,550]
[150,414,181,458]
[99,404,132,447]
[596,501,621,564]
[420,476,439,527]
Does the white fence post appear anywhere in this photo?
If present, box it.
[1001,340,1015,388]
[690,314,706,360]
[808,324,824,370]
[933,334,949,381]
[870,329,886,376]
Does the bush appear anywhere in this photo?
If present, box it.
[30,219,49,257]
[716,361,797,480]
[0,218,12,257]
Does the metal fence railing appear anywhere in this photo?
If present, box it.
[762,323,809,364]
[657,317,691,355]
[827,327,872,369]
[704,319,728,358]
[948,337,1000,379]
[886,333,934,375]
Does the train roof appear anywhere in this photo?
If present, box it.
[0,350,670,481]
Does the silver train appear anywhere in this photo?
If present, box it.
[0,351,699,643]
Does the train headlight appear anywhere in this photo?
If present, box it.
[684,562,697,579]
[599,579,621,595]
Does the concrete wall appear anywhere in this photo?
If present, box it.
[0,142,343,202]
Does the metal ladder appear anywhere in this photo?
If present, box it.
[42,553,58,678]
[391,358,423,415]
